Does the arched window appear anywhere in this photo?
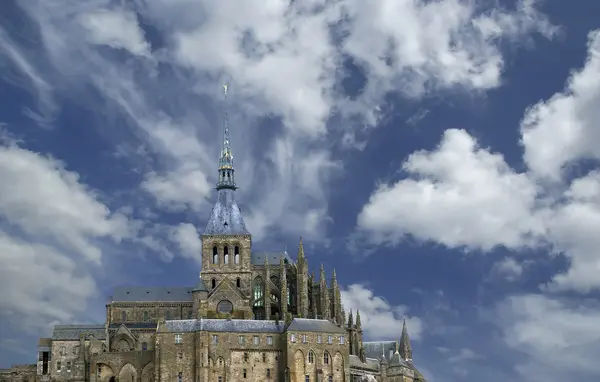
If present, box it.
[323,352,330,365]
[308,351,314,363]
[212,247,218,264]
[211,278,216,289]
[253,277,264,307]
[234,246,240,264]
[224,246,229,264]
[121,311,127,322]
[236,278,241,288]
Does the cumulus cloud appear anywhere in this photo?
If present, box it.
[490,257,527,282]
[341,284,422,341]
[521,30,600,181]
[357,129,543,251]
[356,29,600,294]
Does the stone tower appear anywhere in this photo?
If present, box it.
[199,84,253,319]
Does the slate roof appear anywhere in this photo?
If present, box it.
[108,323,157,329]
[112,286,193,302]
[52,325,106,340]
[163,319,286,333]
[363,341,397,362]
[349,355,380,371]
[193,278,207,292]
[251,251,295,265]
[286,318,347,334]
[203,189,250,235]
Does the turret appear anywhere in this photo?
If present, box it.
[280,257,288,319]
[296,237,309,317]
[264,256,271,319]
[320,263,331,320]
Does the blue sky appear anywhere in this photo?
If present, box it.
[0,0,599,381]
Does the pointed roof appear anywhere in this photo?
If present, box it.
[400,318,413,361]
[298,237,305,261]
[204,84,249,236]
[192,277,207,292]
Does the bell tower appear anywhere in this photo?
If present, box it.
[199,84,253,318]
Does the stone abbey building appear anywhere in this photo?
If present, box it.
[1,88,426,382]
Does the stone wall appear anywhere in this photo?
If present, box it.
[286,331,349,382]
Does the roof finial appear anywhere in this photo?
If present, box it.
[216,83,237,190]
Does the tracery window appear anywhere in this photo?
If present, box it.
[308,351,314,363]
[253,277,264,307]
[324,352,330,365]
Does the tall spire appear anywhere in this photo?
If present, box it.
[203,84,249,236]
[400,318,413,361]
[216,83,236,190]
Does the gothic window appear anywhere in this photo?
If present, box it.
[142,342,147,351]
[308,351,314,363]
[236,278,241,288]
[56,361,61,372]
[234,246,240,264]
[253,277,264,307]
[212,278,216,289]
[143,311,149,322]
[328,377,333,382]
[178,372,182,382]
[224,246,229,264]
[243,369,247,378]
[324,352,330,365]
[66,362,71,372]
[212,246,218,264]
[305,375,309,382]
[121,311,127,322]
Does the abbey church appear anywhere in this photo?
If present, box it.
[0,88,426,382]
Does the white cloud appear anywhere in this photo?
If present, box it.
[0,144,130,263]
[496,294,600,381]
[77,8,151,57]
[170,223,202,262]
[521,30,600,181]
[357,129,543,251]
[491,257,526,282]
[341,284,422,341]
